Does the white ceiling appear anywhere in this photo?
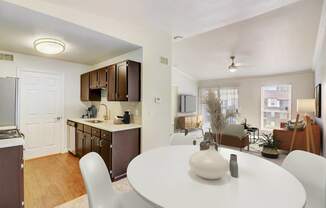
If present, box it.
[0,1,140,65]
[36,0,301,38]
[173,0,323,80]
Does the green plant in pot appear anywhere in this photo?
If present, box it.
[257,133,279,159]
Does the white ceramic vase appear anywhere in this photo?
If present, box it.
[189,145,228,180]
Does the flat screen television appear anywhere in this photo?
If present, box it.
[179,95,196,113]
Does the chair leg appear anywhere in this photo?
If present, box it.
[247,144,250,151]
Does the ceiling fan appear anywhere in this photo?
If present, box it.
[228,56,239,73]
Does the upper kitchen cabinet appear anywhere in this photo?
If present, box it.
[98,67,108,88]
[90,67,108,89]
[107,64,116,101]
[80,72,101,101]
[82,60,141,102]
[113,60,141,101]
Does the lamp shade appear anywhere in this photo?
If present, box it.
[297,99,315,114]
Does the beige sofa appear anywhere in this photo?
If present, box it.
[210,124,250,151]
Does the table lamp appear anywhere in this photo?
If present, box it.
[290,99,316,153]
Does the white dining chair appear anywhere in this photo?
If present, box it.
[282,150,326,208]
[79,152,153,208]
[170,130,203,145]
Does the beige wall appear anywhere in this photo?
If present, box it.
[198,71,315,129]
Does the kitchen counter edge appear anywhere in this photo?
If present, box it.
[67,118,142,132]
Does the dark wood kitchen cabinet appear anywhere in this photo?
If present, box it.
[115,60,141,101]
[98,68,108,88]
[111,128,140,180]
[83,133,92,155]
[80,72,101,101]
[76,130,84,158]
[91,136,101,154]
[99,137,112,173]
[80,73,90,101]
[81,60,140,102]
[107,64,116,101]
[0,145,24,208]
[90,70,98,89]
[74,123,140,181]
[90,67,108,89]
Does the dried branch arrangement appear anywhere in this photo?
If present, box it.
[205,90,237,141]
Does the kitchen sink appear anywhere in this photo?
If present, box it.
[86,120,104,124]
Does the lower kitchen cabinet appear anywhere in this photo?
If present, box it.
[111,129,140,180]
[99,138,112,173]
[76,130,84,158]
[83,133,92,156]
[75,123,140,181]
[91,136,101,154]
[0,145,24,208]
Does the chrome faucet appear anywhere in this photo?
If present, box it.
[100,104,109,120]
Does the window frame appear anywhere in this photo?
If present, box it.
[260,84,292,131]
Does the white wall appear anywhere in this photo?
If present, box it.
[198,71,315,129]
[171,67,198,129]
[5,0,173,152]
[314,0,326,157]
[0,50,89,151]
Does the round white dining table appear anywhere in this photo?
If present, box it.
[127,145,306,208]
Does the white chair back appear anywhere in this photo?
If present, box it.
[79,152,116,208]
[170,131,203,145]
[282,150,326,208]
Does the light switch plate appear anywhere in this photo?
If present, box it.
[160,56,168,65]
[154,97,161,104]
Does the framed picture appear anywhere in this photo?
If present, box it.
[315,84,321,118]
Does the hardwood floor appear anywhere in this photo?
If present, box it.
[24,153,86,208]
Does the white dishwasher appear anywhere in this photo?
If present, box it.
[67,120,76,155]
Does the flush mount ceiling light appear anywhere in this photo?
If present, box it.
[34,38,65,55]
[228,56,238,73]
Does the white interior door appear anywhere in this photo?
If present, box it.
[19,69,64,159]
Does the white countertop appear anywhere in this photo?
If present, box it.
[0,137,24,149]
[68,118,142,132]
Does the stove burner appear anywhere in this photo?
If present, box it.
[0,129,22,140]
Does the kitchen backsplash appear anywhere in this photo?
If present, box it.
[90,89,142,124]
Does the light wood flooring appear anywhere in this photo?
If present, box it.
[24,153,86,208]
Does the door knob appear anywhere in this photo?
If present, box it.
[56,116,62,121]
